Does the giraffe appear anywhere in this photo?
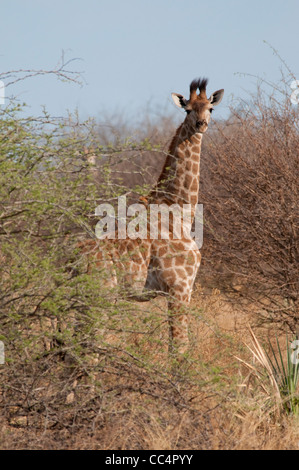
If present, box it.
[80,78,224,355]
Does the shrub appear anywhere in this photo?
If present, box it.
[199,75,299,329]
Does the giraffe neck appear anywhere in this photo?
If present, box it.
[151,121,202,213]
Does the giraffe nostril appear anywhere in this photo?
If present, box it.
[196,120,207,129]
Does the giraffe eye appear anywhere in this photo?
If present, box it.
[209,108,213,113]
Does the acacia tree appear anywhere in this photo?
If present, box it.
[0,67,187,440]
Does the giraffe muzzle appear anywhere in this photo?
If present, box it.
[196,119,207,130]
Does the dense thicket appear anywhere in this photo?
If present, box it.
[199,86,299,329]
[0,73,298,447]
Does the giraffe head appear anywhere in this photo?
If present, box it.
[172,78,224,134]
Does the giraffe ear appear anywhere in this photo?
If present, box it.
[209,89,224,106]
[171,93,188,109]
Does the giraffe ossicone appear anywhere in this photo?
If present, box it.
[80,78,224,355]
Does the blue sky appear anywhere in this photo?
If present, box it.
[1,0,298,121]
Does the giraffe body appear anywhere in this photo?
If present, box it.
[81,78,224,354]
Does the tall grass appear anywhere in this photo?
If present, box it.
[237,328,299,416]
[267,334,299,415]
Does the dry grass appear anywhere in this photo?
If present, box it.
[1,284,298,450]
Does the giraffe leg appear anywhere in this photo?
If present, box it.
[168,292,190,355]
[152,242,201,357]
